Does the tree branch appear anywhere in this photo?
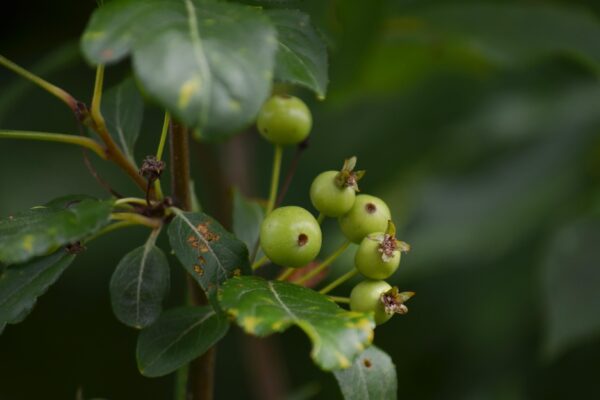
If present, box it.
[170,121,216,400]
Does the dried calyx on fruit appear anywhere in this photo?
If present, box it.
[369,221,410,263]
[334,156,365,192]
[380,287,414,316]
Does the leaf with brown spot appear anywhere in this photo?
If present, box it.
[333,345,397,400]
[168,210,250,297]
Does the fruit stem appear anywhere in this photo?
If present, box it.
[317,213,325,225]
[294,240,351,285]
[0,54,79,112]
[251,255,269,271]
[275,139,308,207]
[0,130,107,159]
[153,112,170,200]
[328,296,350,304]
[318,269,358,295]
[109,212,162,229]
[266,144,283,215]
[277,267,295,281]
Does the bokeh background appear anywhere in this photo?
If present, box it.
[1,0,600,399]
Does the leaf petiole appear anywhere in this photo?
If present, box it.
[84,220,138,243]
[110,212,162,229]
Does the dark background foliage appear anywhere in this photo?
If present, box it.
[1,0,600,399]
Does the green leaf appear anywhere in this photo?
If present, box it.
[232,189,264,261]
[136,305,229,377]
[168,210,250,296]
[102,77,144,164]
[0,197,114,265]
[333,345,397,400]
[81,0,278,139]
[542,219,600,359]
[0,251,76,333]
[109,242,170,329]
[219,276,374,370]
[267,9,329,98]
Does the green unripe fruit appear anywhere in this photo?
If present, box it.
[350,280,393,325]
[260,206,322,268]
[338,195,391,243]
[257,95,312,145]
[310,171,356,217]
[355,234,401,280]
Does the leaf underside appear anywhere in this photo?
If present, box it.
[136,305,229,377]
[0,252,76,333]
[110,244,170,329]
[267,9,329,97]
[333,345,398,400]
[101,77,144,164]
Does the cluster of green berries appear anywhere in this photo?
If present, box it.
[257,94,414,325]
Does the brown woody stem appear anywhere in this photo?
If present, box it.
[170,121,216,400]
[89,65,148,193]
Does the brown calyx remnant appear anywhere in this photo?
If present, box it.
[380,287,415,316]
[139,155,165,182]
[335,156,366,192]
[363,358,372,368]
[297,233,308,247]
[65,241,86,255]
[375,221,411,262]
[378,233,398,260]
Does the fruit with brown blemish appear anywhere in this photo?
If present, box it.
[260,206,322,267]
[338,194,391,243]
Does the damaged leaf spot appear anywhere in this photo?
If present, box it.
[193,264,204,275]
[101,48,114,60]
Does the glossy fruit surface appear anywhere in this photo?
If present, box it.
[310,171,356,217]
[338,194,391,243]
[355,234,401,279]
[257,95,312,145]
[260,206,322,267]
[350,280,393,325]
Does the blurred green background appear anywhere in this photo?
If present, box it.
[2,0,600,399]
